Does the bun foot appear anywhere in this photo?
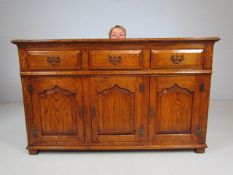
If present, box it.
[29,149,39,155]
[195,148,205,153]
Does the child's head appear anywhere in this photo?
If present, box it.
[109,25,126,39]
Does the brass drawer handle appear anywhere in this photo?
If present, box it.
[47,56,60,65]
[170,54,184,64]
[108,55,122,65]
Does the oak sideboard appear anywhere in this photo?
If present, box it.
[12,37,219,154]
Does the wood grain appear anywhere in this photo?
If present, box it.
[12,37,219,154]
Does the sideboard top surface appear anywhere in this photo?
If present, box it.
[11,37,220,45]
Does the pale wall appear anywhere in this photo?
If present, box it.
[0,0,232,102]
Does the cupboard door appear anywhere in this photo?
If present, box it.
[149,76,202,145]
[28,77,84,144]
[90,76,147,143]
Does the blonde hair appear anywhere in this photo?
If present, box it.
[109,25,126,38]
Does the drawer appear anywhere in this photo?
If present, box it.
[27,51,81,70]
[150,49,204,69]
[88,50,142,70]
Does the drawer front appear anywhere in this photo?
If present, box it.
[151,49,204,69]
[88,50,142,70]
[27,51,81,70]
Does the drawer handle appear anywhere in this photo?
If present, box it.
[170,54,184,64]
[47,56,60,65]
[108,56,122,65]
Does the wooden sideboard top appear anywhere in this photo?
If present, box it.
[11,37,220,44]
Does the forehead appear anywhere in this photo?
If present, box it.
[111,28,125,33]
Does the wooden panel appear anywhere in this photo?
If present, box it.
[156,84,193,134]
[203,43,214,70]
[27,51,81,70]
[149,76,201,145]
[39,86,77,135]
[151,49,204,69]
[98,85,135,135]
[30,77,84,143]
[197,75,211,144]
[90,76,145,143]
[89,50,142,70]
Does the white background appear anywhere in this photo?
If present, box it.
[0,0,232,103]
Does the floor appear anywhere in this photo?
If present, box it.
[0,101,232,175]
